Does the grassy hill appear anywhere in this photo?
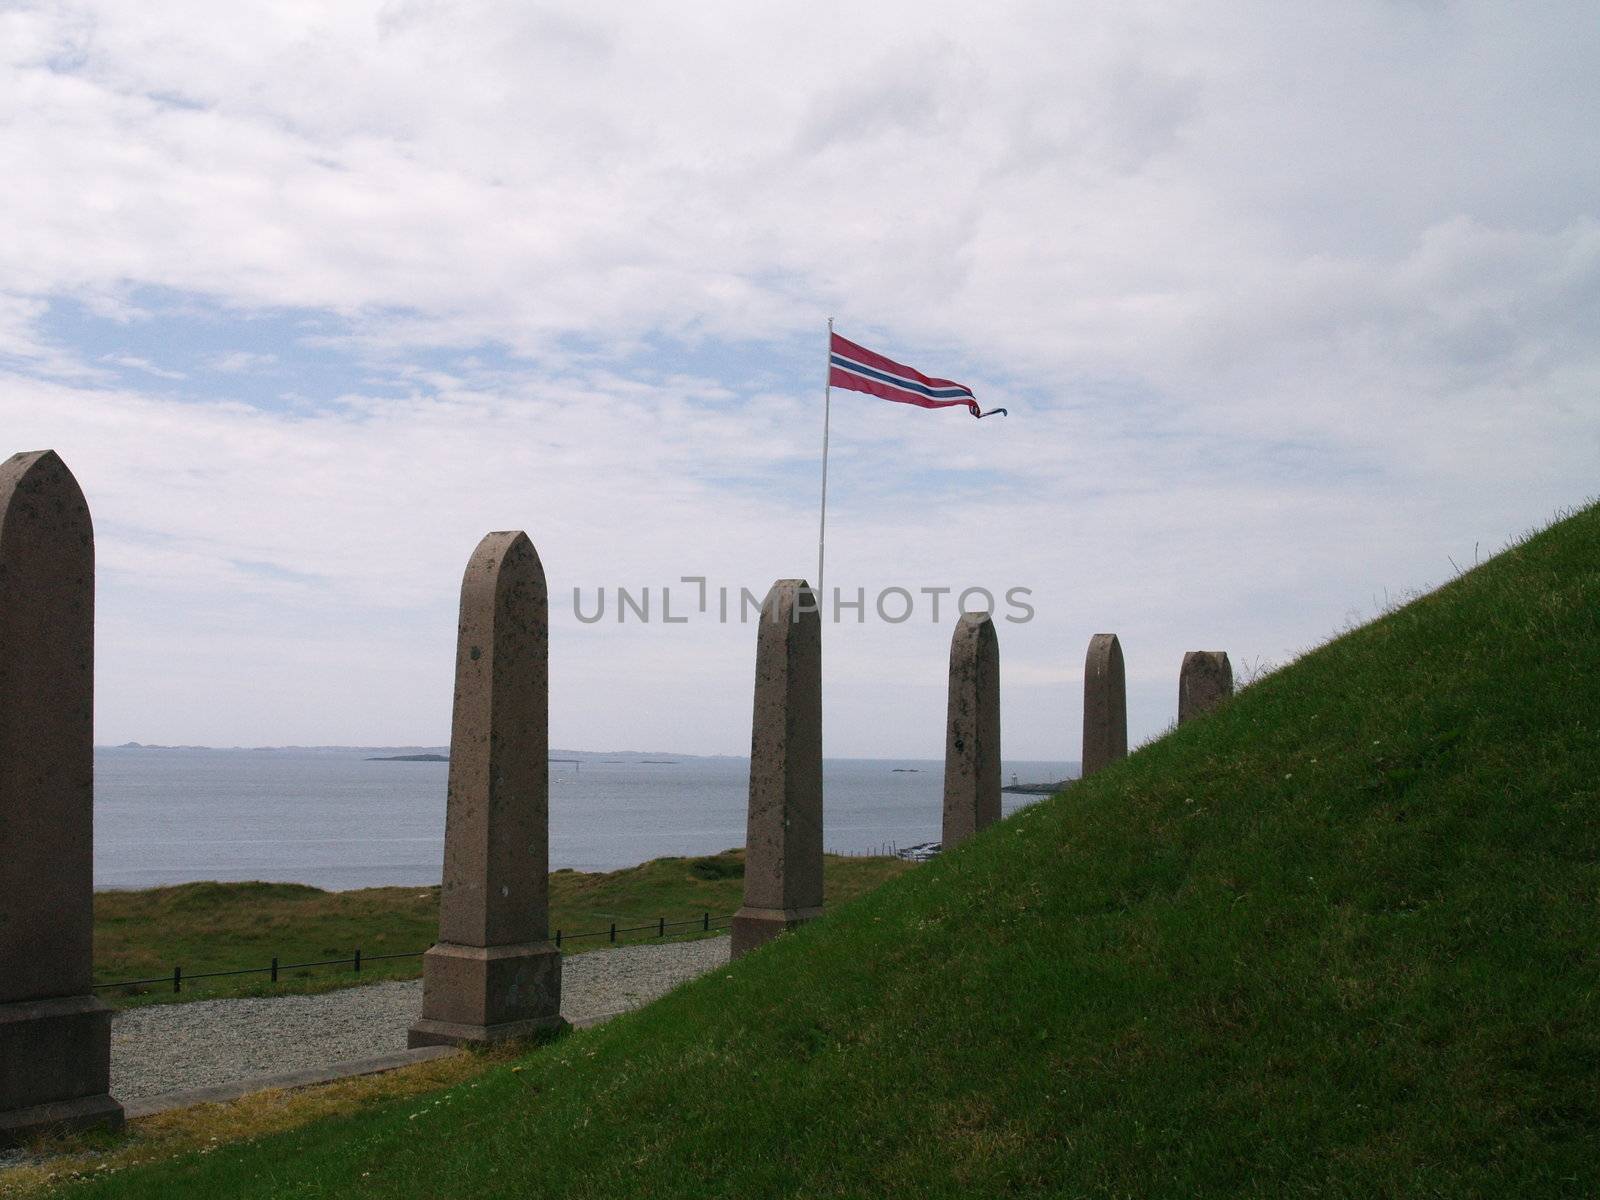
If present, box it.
[57,502,1600,1196]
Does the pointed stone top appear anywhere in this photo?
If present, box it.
[1086,632,1123,675]
[951,610,998,661]
[3,449,63,470]
[470,529,538,565]
[1,450,88,520]
[1,448,93,565]
[762,579,819,624]
[460,530,543,595]
[4,448,62,467]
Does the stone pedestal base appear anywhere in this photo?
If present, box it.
[0,995,123,1147]
[0,1094,125,1146]
[407,940,567,1048]
[730,905,823,958]
[407,1013,568,1048]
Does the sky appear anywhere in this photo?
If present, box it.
[2,1,1596,759]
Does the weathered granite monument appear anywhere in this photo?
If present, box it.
[409,531,566,1047]
[0,450,124,1145]
[942,612,1001,848]
[731,580,823,958]
[1080,633,1127,779]
[1178,651,1233,724]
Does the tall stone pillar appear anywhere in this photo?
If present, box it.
[0,450,124,1146]
[942,612,1001,849]
[731,580,823,958]
[1178,651,1233,724]
[409,532,566,1047]
[1080,633,1127,779]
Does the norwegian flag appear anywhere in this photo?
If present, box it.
[827,333,1006,418]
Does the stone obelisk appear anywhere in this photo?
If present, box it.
[0,450,124,1146]
[942,612,1001,849]
[731,580,823,958]
[1178,651,1233,724]
[409,532,566,1046]
[1081,633,1127,779]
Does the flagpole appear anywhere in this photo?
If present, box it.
[817,316,833,616]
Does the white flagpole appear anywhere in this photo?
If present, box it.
[817,316,834,616]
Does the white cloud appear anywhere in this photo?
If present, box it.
[205,350,278,373]
[103,353,185,379]
[1,1,1596,756]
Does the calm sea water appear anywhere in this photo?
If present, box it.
[92,748,1077,891]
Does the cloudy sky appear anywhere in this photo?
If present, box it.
[3,2,1596,758]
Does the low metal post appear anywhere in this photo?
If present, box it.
[658,916,665,938]
[555,929,562,949]
[271,956,278,983]
[702,911,709,931]
[173,965,182,994]
[354,948,362,974]
[610,922,616,944]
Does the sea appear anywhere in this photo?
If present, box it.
[93,747,1078,892]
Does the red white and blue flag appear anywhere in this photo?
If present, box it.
[828,333,1006,419]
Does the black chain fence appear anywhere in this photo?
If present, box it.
[93,911,733,995]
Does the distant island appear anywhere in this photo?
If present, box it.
[366,753,449,762]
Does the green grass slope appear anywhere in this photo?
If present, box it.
[73,504,1600,1198]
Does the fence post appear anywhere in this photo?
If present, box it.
[658,916,665,938]
[271,956,278,983]
[703,911,709,932]
[173,965,182,994]
[354,948,362,974]
[555,930,562,949]
[610,923,617,944]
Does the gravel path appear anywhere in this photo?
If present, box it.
[110,936,730,1102]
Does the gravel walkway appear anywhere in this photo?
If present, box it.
[110,936,730,1102]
